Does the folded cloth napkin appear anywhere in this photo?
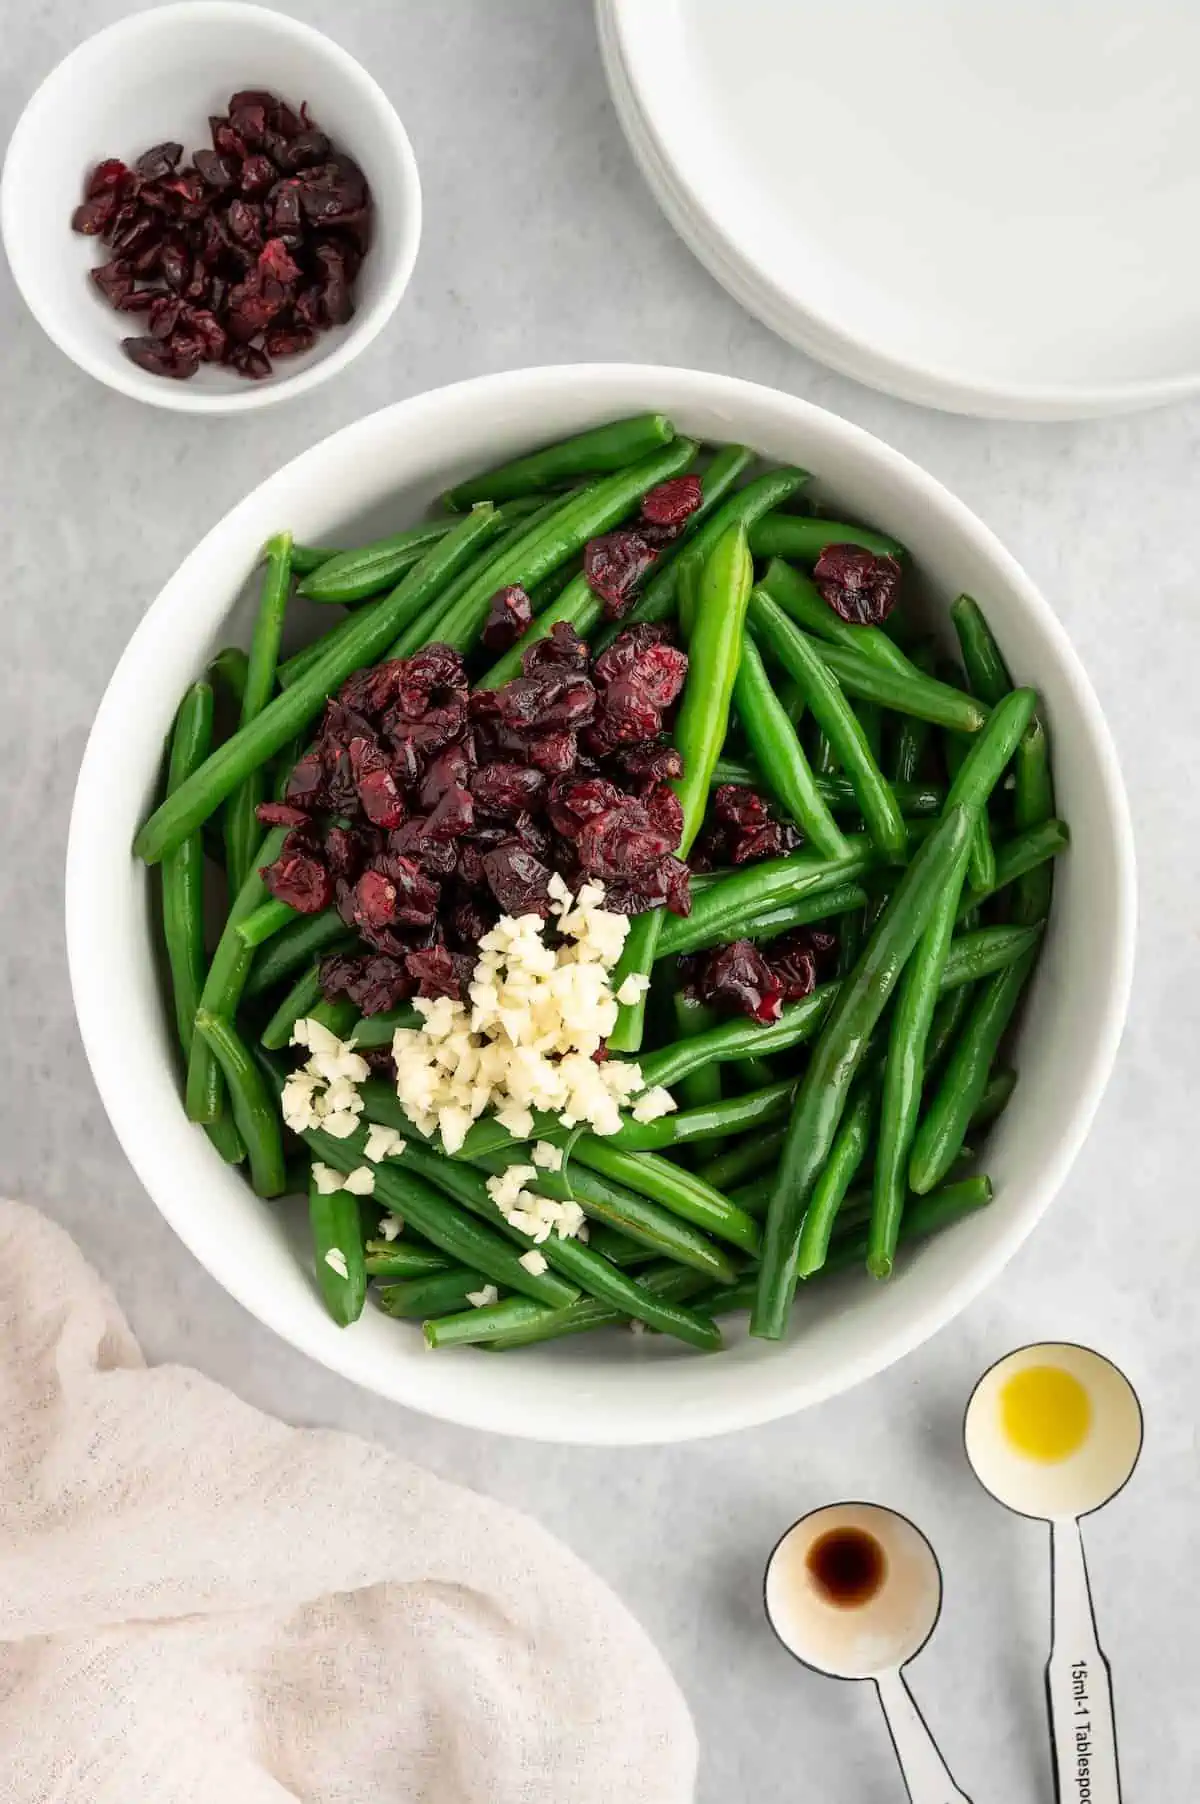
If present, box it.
[0,1200,696,1803]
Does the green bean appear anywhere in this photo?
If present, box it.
[135,507,503,865]
[711,758,946,820]
[442,413,676,509]
[298,519,454,602]
[957,819,1069,918]
[1012,713,1056,925]
[423,1296,546,1349]
[308,1164,367,1326]
[236,896,297,950]
[195,1012,286,1197]
[866,689,1039,1275]
[732,1054,777,1091]
[405,1144,730,1342]
[734,636,851,859]
[477,443,754,688]
[670,882,869,959]
[748,592,907,863]
[794,1078,877,1277]
[942,923,1043,988]
[484,1261,716,1352]
[354,1079,544,1161]
[910,951,1038,1194]
[639,985,838,1090]
[186,824,288,1122]
[281,1111,580,1308]
[609,521,754,1052]
[364,1239,451,1279]
[971,1066,1017,1129]
[951,595,1012,706]
[659,836,876,959]
[563,1139,761,1256]
[223,534,293,894]
[924,985,973,1081]
[749,514,905,565]
[891,644,937,784]
[758,557,915,676]
[308,996,359,1039]
[753,804,973,1338]
[208,645,249,709]
[608,465,808,641]
[277,610,363,689]
[376,1269,488,1319]
[582,1225,658,1267]
[607,1080,794,1153]
[793,636,989,736]
[289,544,335,576]
[407,441,699,659]
[672,994,723,1114]
[161,683,213,1060]
[528,557,582,613]
[697,1125,786,1191]
[260,961,324,1051]
[347,1005,422,1049]
[244,909,353,998]
[467,1147,736,1283]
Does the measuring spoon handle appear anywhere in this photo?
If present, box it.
[874,1668,972,1804]
[1047,1517,1122,1804]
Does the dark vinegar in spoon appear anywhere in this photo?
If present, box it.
[806,1526,887,1608]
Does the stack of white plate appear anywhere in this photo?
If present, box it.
[598,0,1200,419]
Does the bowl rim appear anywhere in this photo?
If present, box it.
[0,0,422,415]
[65,363,1138,1443]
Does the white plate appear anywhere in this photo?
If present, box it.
[603,0,1200,419]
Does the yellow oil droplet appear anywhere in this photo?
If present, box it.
[1000,1364,1092,1462]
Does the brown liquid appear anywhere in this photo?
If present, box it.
[805,1526,887,1608]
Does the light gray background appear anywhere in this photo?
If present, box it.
[3,3,1198,1798]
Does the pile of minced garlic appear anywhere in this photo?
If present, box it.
[280,878,676,1248]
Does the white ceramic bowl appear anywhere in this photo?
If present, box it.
[66,366,1136,1443]
[1,2,421,412]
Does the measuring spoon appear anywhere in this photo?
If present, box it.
[964,1342,1143,1804]
[764,1501,971,1803]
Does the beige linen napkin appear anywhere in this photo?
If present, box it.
[0,1200,696,1802]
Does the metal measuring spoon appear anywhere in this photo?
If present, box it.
[964,1342,1143,1804]
[764,1502,971,1803]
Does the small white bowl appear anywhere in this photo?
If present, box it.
[66,365,1136,1443]
[1,2,421,412]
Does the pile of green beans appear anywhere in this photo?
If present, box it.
[141,418,1066,1357]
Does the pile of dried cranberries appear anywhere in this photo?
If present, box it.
[72,89,371,381]
[256,620,697,1016]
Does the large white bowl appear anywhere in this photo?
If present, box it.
[66,366,1136,1444]
[2,3,421,413]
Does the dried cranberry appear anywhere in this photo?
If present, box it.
[547,777,624,840]
[481,585,533,652]
[160,237,190,292]
[386,821,456,879]
[194,148,234,189]
[397,645,467,712]
[258,235,301,285]
[705,784,801,866]
[471,762,545,818]
[267,177,304,240]
[262,851,332,914]
[240,153,277,196]
[586,679,664,752]
[298,154,368,223]
[110,211,161,260]
[71,193,118,235]
[448,896,494,948]
[583,530,658,618]
[482,842,554,917]
[226,341,272,379]
[254,801,310,828]
[812,544,903,627]
[526,730,578,776]
[85,158,129,198]
[604,854,691,917]
[90,259,134,306]
[229,102,268,148]
[765,932,818,1002]
[113,288,160,313]
[366,855,440,926]
[594,625,688,709]
[419,744,473,809]
[183,307,227,361]
[643,784,684,845]
[314,241,352,324]
[321,951,411,1015]
[640,474,703,531]
[425,785,475,840]
[494,671,596,732]
[349,738,406,828]
[285,750,326,809]
[576,799,675,880]
[523,620,589,674]
[225,198,264,253]
[405,946,474,1002]
[353,867,401,929]
[293,283,324,329]
[279,129,331,172]
[122,335,198,380]
[135,142,183,181]
[618,739,684,785]
[807,927,840,970]
[263,322,316,358]
[699,941,783,1024]
[323,825,367,881]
